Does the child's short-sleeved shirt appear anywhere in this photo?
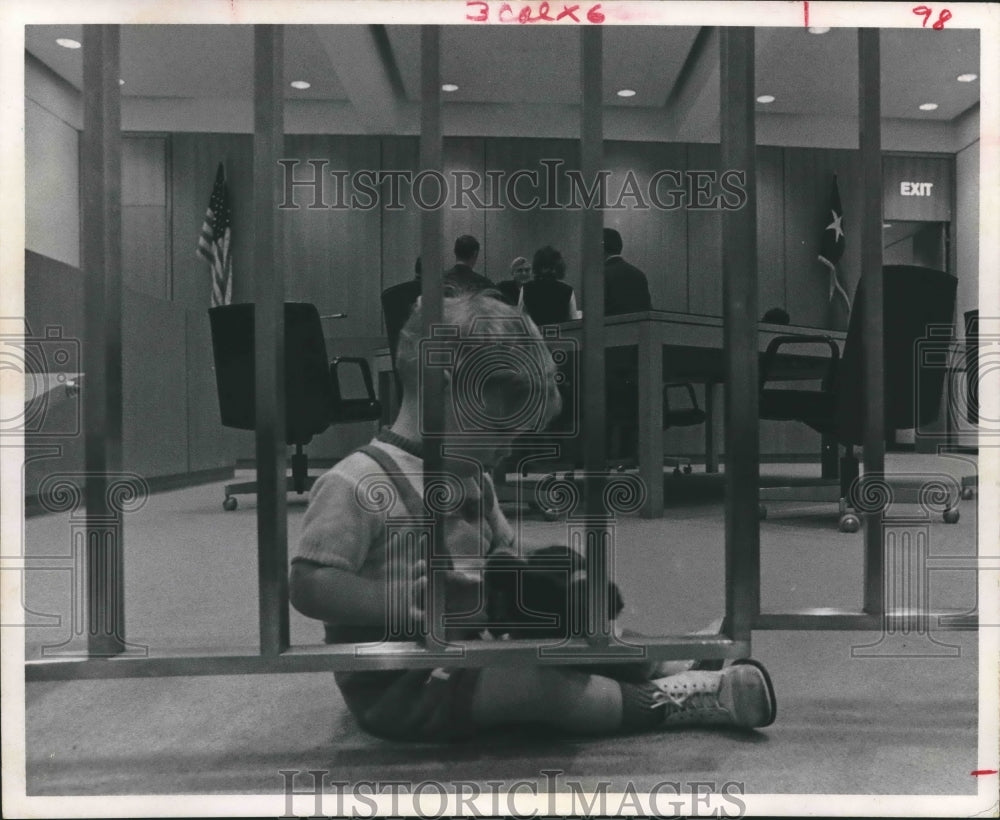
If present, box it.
[294,437,514,640]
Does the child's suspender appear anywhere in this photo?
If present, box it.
[355,443,426,519]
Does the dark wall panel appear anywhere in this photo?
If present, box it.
[483,138,582,296]
[122,207,168,298]
[186,308,239,472]
[443,137,488,275]
[380,137,421,294]
[686,143,722,317]
[122,288,189,479]
[283,135,383,343]
[756,146,785,316]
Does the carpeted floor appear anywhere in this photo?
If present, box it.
[19,453,986,800]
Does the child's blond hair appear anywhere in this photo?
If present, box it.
[396,291,562,435]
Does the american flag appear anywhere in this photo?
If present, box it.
[197,162,233,307]
[817,174,851,313]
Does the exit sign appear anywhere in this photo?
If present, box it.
[884,156,952,220]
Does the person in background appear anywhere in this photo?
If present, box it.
[445,235,495,293]
[761,307,790,325]
[603,228,652,316]
[519,245,580,327]
[601,228,652,459]
[497,256,532,306]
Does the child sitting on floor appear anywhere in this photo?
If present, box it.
[289,290,776,742]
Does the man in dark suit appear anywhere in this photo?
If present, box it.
[602,228,651,459]
[603,228,652,315]
[445,235,495,293]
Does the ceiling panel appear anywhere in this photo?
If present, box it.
[24,24,980,124]
[25,24,350,101]
[386,25,699,107]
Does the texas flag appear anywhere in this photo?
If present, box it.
[818,175,851,313]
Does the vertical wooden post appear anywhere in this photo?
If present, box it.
[253,25,288,656]
[419,26,448,647]
[859,29,885,616]
[720,28,760,642]
[81,25,124,656]
[579,26,612,643]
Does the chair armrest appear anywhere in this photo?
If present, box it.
[663,381,701,411]
[760,335,840,390]
[329,357,378,404]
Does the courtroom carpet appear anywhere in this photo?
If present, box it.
[20,453,984,801]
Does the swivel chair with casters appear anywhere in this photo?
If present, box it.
[209,302,381,511]
[758,264,961,532]
[606,365,708,476]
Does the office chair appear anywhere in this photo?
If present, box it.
[606,352,708,475]
[209,302,381,510]
[759,264,960,532]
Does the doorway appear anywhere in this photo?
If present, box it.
[882,220,949,270]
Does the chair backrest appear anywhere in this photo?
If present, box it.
[208,302,334,445]
[837,265,957,443]
[381,280,422,365]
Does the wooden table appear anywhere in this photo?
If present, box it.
[558,311,845,517]
[372,311,846,518]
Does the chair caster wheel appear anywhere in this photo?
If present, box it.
[223,496,238,511]
[943,508,960,524]
[839,513,861,533]
[673,467,682,476]
[758,504,767,521]
[683,464,692,474]
[961,487,974,501]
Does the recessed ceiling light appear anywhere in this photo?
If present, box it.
[118,78,125,86]
[290,80,311,90]
[808,27,830,34]
[441,83,459,92]
[617,88,637,98]
[56,38,81,49]
[919,103,939,111]
[957,73,978,83]
[756,94,775,104]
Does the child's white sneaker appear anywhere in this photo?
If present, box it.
[650,659,776,729]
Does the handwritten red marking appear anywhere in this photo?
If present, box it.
[465,1,603,23]
[913,5,951,28]
[972,769,999,776]
[804,1,809,27]
[466,0,489,21]
[556,4,581,21]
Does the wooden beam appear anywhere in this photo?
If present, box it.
[253,25,288,656]
[719,28,760,643]
[419,26,449,650]
[580,26,606,516]
[858,29,885,616]
[81,25,124,657]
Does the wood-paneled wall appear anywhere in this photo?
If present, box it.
[70,134,957,474]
